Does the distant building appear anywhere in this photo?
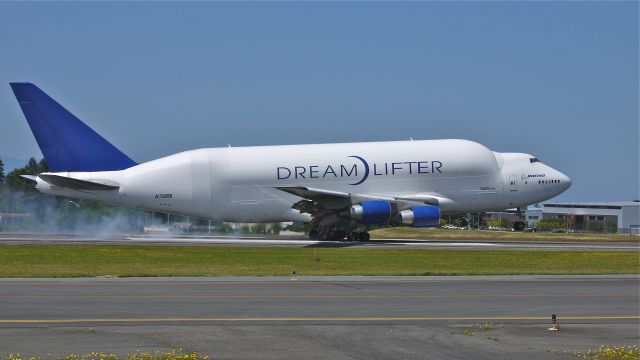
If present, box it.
[483,211,520,226]
[540,202,639,234]
[525,208,543,226]
[482,202,639,234]
[0,212,32,229]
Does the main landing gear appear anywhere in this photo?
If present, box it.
[513,207,526,231]
[347,231,370,242]
[309,229,370,241]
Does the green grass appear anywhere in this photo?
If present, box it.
[0,244,638,277]
[371,228,640,242]
[576,345,640,360]
[461,322,494,336]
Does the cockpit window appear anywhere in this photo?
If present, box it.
[530,158,540,163]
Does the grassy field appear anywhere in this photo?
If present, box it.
[370,228,640,242]
[0,244,638,277]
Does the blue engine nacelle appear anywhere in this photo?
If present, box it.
[397,205,441,228]
[348,200,392,224]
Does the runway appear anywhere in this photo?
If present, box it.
[0,275,638,359]
[1,232,638,251]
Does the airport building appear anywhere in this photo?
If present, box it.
[482,202,639,234]
[0,212,31,230]
[528,202,640,234]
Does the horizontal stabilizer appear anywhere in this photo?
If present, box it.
[38,174,119,190]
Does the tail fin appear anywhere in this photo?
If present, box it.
[10,82,137,172]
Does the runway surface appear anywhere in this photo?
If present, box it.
[1,232,638,250]
[0,275,638,359]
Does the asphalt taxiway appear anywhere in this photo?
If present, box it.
[0,232,638,250]
[0,275,638,359]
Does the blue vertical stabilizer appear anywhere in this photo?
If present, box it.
[10,82,137,172]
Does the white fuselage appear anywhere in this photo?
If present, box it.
[34,139,571,222]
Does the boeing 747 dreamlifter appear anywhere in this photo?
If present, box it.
[10,83,571,240]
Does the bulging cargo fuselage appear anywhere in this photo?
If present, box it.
[34,138,571,222]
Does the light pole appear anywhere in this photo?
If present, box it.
[64,200,80,231]
[64,200,80,215]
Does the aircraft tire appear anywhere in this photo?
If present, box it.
[358,232,370,241]
[347,232,359,241]
[331,230,347,241]
[513,221,526,231]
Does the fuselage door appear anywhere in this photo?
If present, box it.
[509,175,517,192]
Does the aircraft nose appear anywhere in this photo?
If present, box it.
[559,172,571,191]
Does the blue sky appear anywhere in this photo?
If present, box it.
[0,2,637,202]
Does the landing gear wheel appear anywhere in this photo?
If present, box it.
[309,230,319,240]
[513,221,525,231]
[358,232,370,241]
[318,231,328,241]
[327,230,346,241]
[347,232,359,242]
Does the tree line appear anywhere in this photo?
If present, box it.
[0,157,150,232]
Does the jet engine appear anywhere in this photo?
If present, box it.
[339,201,440,228]
[396,205,440,227]
[343,200,392,224]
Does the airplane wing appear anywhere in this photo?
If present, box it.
[275,186,447,216]
[276,186,351,213]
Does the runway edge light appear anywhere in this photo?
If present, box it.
[548,314,559,331]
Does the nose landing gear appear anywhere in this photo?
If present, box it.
[513,207,526,231]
